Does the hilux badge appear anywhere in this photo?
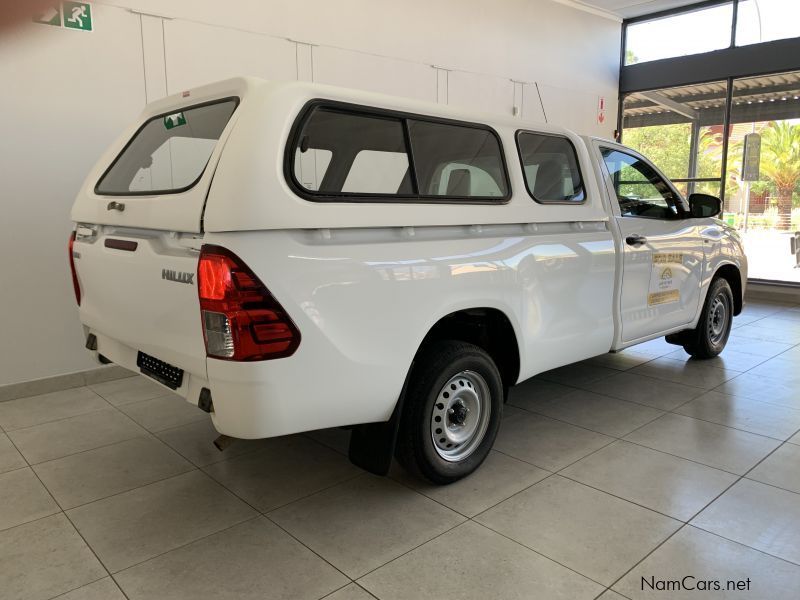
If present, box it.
[162,269,194,285]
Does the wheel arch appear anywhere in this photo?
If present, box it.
[348,306,521,477]
[415,307,521,391]
[714,263,744,316]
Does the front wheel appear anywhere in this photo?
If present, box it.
[395,341,503,484]
[682,277,734,359]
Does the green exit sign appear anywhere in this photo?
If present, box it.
[34,2,93,32]
[63,2,92,31]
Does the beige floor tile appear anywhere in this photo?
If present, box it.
[790,430,800,445]
[630,358,739,389]
[204,435,361,512]
[732,325,800,345]
[598,592,630,600]
[664,348,768,372]
[304,427,351,456]
[89,375,166,406]
[586,350,656,371]
[748,444,800,494]
[517,388,664,437]
[746,355,800,383]
[476,476,681,586]
[561,441,737,521]
[723,336,794,357]
[625,337,677,357]
[711,373,800,410]
[536,363,618,387]
[0,386,107,431]
[360,521,603,600]
[509,378,578,409]
[34,436,193,509]
[624,413,781,474]
[0,514,106,600]
[494,410,613,470]
[82,365,134,386]
[156,419,270,466]
[0,432,26,474]
[118,394,207,432]
[776,345,800,361]
[67,470,256,572]
[692,479,800,564]
[751,316,800,334]
[580,372,705,411]
[391,450,549,517]
[675,391,800,440]
[115,517,347,600]
[270,474,464,578]
[0,467,59,530]
[8,408,146,465]
[614,526,800,599]
[324,583,377,600]
[58,577,127,599]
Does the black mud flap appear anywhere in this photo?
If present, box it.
[665,330,692,346]
[348,363,412,476]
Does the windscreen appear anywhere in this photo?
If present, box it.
[96,99,237,195]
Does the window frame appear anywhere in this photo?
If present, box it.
[284,99,512,204]
[515,130,587,205]
[95,96,240,197]
[599,145,689,221]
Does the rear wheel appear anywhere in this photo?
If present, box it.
[681,277,734,359]
[396,341,502,484]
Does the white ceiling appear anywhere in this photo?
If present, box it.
[577,0,708,19]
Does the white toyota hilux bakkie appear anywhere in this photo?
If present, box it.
[70,77,746,483]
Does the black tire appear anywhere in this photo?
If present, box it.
[682,277,734,359]
[395,341,503,484]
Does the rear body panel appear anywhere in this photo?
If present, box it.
[73,226,207,399]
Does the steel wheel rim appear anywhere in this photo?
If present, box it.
[708,292,730,345]
[430,370,491,462]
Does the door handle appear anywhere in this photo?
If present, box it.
[107,201,125,212]
[625,235,647,247]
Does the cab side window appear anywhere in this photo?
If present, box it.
[600,148,686,219]
[517,132,585,203]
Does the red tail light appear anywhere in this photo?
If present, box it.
[68,231,81,305]
[197,245,300,361]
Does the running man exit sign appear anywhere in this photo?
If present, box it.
[33,2,93,32]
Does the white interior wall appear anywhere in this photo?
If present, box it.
[0,0,621,387]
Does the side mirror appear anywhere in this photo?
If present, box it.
[688,193,721,218]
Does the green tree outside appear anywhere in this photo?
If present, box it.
[759,121,800,227]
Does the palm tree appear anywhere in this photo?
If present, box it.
[760,121,800,230]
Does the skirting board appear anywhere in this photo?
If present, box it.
[746,282,800,303]
[0,365,135,403]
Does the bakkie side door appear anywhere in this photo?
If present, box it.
[595,143,704,344]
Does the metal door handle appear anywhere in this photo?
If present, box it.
[625,235,647,247]
[107,201,125,212]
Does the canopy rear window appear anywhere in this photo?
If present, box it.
[96,98,238,196]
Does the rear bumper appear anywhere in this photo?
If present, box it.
[88,328,210,408]
[87,327,398,440]
[205,352,396,439]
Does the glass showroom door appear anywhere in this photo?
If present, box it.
[723,71,800,283]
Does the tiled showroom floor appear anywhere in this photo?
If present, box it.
[2,300,800,600]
